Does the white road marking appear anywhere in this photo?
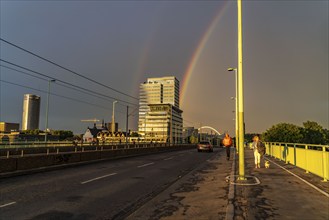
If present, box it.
[81,173,117,184]
[267,158,329,198]
[137,162,154,168]
[164,157,174,161]
[0,202,16,208]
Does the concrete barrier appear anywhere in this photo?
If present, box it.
[0,145,196,176]
[0,158,16,172]
[17,155,54,170]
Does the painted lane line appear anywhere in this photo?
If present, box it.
[164,157,174,161]
[81,173,117,184]
[137,162,154,168]
[0,202,16,208]
[267,158,329,198]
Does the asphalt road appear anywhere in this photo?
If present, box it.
[0,147,221,220]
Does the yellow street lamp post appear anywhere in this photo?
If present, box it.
[237,0,245,180]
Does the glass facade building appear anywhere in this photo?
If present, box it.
[138,76,183,143]
[21,94,41,130]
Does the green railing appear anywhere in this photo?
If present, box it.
[265,142,329,182]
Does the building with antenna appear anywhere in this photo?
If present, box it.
[138,76,183,143]
[21,94,40,130]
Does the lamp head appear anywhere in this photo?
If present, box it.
[227,68,236,71]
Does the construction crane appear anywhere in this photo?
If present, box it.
[81,118,103,128]
[81,118,100,123]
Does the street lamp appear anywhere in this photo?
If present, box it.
[112,100,117,135]
[45,79,56,142]
[228,68,238,153]
[237,0,245,180]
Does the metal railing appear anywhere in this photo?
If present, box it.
[265,142,329,182]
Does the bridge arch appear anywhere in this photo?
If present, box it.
[198,126,222,136]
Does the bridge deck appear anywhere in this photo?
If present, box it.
[232,148,329,219]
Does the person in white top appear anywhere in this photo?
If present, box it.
[252,135,261,168]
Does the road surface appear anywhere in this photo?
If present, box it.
[0,147,224,220]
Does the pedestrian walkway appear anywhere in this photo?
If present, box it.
[232,148,329,220]
[126,147,329,220]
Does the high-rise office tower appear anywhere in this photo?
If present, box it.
[138,76,183,143]
[22,94,41,130]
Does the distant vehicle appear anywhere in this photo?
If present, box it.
[197,141,213,152]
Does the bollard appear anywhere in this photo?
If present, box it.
[47,149,49,155]
[21,150,24,157]
[56,148,59,154]
[7,151,9,158]
[75,147,77,153]
[82,147,84,152]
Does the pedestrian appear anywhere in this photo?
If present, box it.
[252,135,264,168]
[222,133,233,160]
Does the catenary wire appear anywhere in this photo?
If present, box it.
[0,59,138,107]
[0,64,124,105]
[0,79,133,117]
[0,38,139,100]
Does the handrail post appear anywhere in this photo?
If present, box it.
[293,144,296,166]
[305,145,309,173]
[322,146,328,182]
[285,143,288,164]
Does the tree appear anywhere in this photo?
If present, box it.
[130,132,139,137]
[302,121,326,144]
[261,121,328,144]
[24,129,40,135]
[51,130,73,140]
[262,123,303,143]
[324,129,329,144]
[245,133,261,143]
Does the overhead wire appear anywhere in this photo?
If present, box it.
[1,79,108,110]
[0,38,139,100]
[1,79,134,117]
[0,59,138,107]
[0,64,124,105]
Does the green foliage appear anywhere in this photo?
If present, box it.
[245,133,261,143]
[302,121,326,144]
[24,129,40,135]
[262,123,303,143]
[130,132,139,137]
[262,121,328,144]
[50,130,74,140]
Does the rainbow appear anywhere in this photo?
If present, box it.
[180,2,230,106]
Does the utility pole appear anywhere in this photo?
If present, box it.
[45,79,55,143]
[112,100,117,134]
[126,106,128,144]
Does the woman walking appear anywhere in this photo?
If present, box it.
[252,135,261,168]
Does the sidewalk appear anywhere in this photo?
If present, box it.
[126,148,329,220]
[233,149,329,220]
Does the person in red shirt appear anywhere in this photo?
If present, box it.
[222,133,233,160]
